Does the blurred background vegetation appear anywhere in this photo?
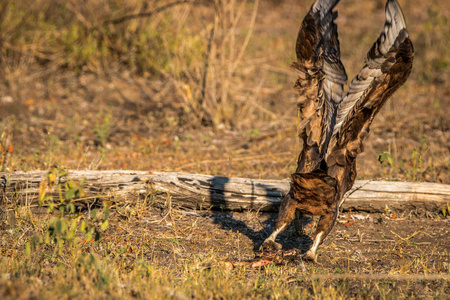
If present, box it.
[0,0,448,182]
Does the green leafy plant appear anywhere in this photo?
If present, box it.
[441,203,450,218]
[30,167,110,258]
[377,151,394,178]
[405,150,423,182]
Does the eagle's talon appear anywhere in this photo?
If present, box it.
[259,240,282,252]
[302,250,317,263]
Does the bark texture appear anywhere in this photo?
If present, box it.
[1,170,448,213]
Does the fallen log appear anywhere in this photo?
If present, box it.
[1,170,449,213]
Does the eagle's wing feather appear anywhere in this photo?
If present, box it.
[294,0,347,173]
[326,0,414,170]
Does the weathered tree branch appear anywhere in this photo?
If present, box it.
[1,170,448,213]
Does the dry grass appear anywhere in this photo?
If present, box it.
[0,0,449,298]
[0,200,449,299]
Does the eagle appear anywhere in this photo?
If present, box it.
[260,0,414,262]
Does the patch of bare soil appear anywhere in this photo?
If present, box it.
[104,205,449,282]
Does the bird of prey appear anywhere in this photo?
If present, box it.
[260,0,414,262]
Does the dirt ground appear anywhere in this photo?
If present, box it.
[87,206,450,297]
[103,207,450,273]
[3,203,447,298]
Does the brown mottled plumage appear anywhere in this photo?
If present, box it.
[261,0,414,262]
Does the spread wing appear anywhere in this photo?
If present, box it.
[326,0,414,169]
[293,0,347,173]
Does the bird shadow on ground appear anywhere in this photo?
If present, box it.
[208,176,313,252]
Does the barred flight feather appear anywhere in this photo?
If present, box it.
[261,0,414,261]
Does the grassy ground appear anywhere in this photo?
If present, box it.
[0,0,449,298]
[0,204,449,299]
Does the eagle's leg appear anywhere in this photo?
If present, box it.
[303,209,337,262]
[260,193,297,251]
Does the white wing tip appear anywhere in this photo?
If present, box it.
[385,0,407,29]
